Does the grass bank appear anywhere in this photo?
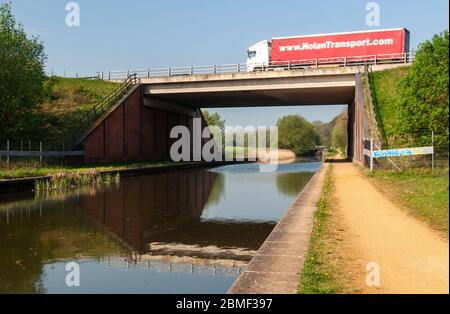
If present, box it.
[0,161,178,180]
[35,171,121,197]
[370,66,410,147]
[367,168,449,236]
[298,164,358,294]
[40,77,119,139]
[4,77,118,142]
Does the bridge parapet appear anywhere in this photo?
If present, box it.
[98,52,413,81]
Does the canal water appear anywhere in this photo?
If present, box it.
[0,161,321,294]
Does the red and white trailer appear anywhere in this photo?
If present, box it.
[246,28,410,71]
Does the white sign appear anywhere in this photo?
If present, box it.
[372,146,433,158]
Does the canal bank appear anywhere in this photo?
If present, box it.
[0,161,237,193]
[228,163,329,294]
[0,160,322,293]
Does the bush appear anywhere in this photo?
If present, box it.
[277,115,320,155]
[331,111,348,153]
[397,30,449,147]
[0,3,47,139]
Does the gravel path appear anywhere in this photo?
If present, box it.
[332,162,449,294]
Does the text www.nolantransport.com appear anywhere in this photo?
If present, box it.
[278,38,394,52]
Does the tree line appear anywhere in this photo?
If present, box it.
[396,30,449,148]
[203,109,349,155]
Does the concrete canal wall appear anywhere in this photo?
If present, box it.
[229,163,329,294]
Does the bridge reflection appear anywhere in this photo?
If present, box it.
[80,168,274,260]
[0,163,318,292]
[101,255,246,277]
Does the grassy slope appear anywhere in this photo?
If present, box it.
[0,77,132,178]
[369,67,449,236]
[370,66,410,147]
[35,77,118,141]
[298,165,359,294]
[41,77,119,138]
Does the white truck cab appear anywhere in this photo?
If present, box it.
[246,40,271,71]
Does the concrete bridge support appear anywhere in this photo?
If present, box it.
[78,67,380,165]
[351,73,371,164]
[82,85,211,163]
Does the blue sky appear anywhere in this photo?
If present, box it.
[6,0,449,125]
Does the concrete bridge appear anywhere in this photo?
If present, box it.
[78,63,408,164]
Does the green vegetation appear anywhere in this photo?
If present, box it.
[299,165,357,294]
[397,30,449,147]
[0,202,128,293]
[38,77,118,141]
[0,3,118,142]
[299,166,336,293]
[368,168,449,235]
[0,160,178,180]
[202,109,225,131]
[367,30,449,236]
[0,3,46,139]
[35,171,120,197]
[370,67,410,146]
[313,111,347,148]
[371,30,449,149]
[277,115,320,155]
[4,76,118,142]
[276,172,314,197]
[313,121,332,146]
[331,111,348,154]
[313,110,348,156]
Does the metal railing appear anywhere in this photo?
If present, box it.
[68,73,141,148]
[363,131,449,171]
[363,65,383,148]
[0,139,84,168]
[97,52,415,81]
[82,73,140,125]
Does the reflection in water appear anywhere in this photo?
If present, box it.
[0,202,123,293]
[276,172,315,197]
[0,162,321,294]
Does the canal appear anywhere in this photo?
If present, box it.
[0,161,322,294]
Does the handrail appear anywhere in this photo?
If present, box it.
[84,73,139,121]
[363,65,383,148]
[68,73,140,148]
[97,52,415,81]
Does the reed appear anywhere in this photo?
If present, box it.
[35,170,120,197]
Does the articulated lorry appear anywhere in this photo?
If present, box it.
[246,28,410,71]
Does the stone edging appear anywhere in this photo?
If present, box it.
[228,163,329,294]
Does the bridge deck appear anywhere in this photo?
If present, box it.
[140,64,407,108]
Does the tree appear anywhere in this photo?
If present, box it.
[397,30,449,146]
[201,110,225,131]
[313,118,337,147]
[331,110,348,153]
[0,2,47,139]
[277,115,320,155]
